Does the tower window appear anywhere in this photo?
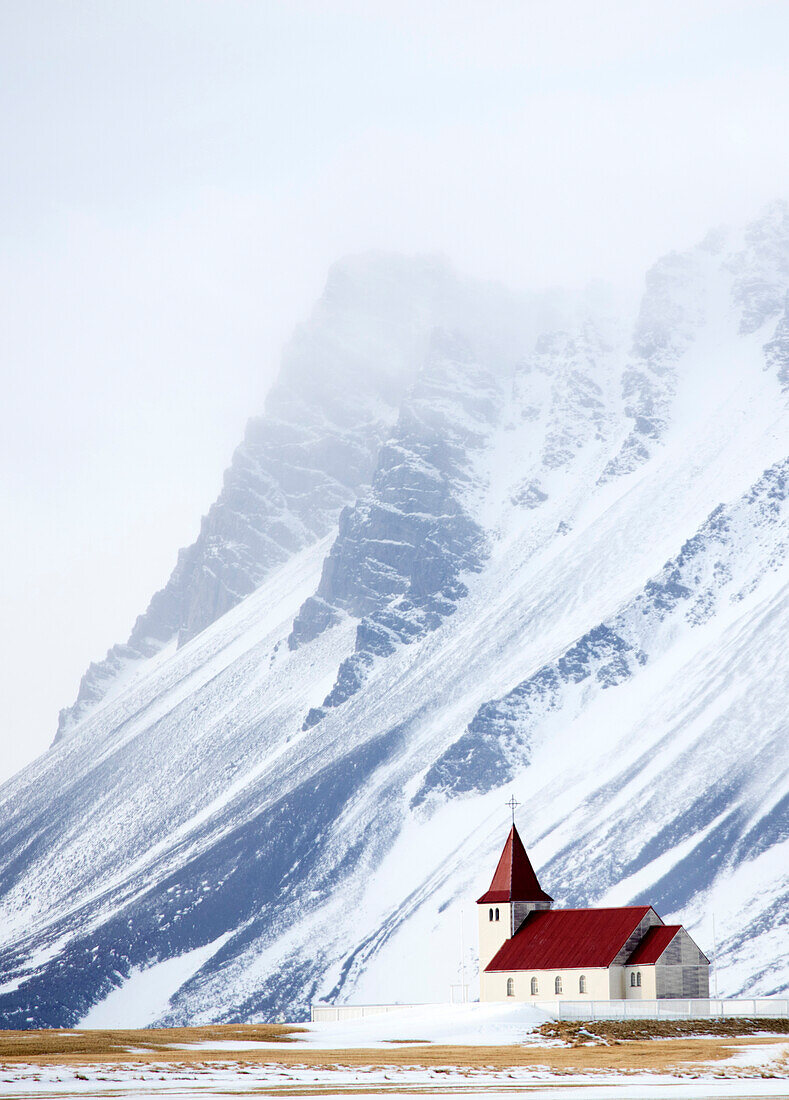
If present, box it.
[506,977,514,997]
[530,976,538,995]
[554,976,562,995]
[579,975,587,993]
[489,908,493,921]
[495,907,500,922]
[637,972,642,987]
[630,972,636,987]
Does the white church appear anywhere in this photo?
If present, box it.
[478,825,709,1002]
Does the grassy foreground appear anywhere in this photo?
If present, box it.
[0,1020,786,1076]
[0,1023,305,1062]
[538,1017,789,1043]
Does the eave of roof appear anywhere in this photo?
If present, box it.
[477,890,514,904]
[485,906,656,971]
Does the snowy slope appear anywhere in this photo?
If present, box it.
[0,205,788,1026]
[56,256,568,740]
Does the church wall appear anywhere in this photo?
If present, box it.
[655,963,709,998]
[481,967,611,1002]
[477,903,512,972]
[655,928,710,998]
[512,899,551,934]
[624,964,658,998]
[611,910,663,965]
[608,965,626,999]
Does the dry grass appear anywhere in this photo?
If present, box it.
[537,1017,789,1045]
[0,1023,304,1063]
[251,1036,786,1073]
[0,1022,786,1076]
[383,1039,432,1044]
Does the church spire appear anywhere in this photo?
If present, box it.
[477,824,553,905]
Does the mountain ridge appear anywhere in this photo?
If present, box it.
[2,205,788,1026]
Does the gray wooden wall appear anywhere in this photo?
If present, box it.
[655,928,710,998]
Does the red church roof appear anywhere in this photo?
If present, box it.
[477,825,553,905]
[485,906,658,971]
[625,924,680,965]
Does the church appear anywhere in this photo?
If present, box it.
[478,824,709,1002]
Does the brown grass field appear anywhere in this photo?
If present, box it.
[0,1019,786,1077]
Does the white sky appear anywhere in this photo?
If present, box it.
[1,0,788,783]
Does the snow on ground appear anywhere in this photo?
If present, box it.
[0,1062,787,1099]
[79,936,231,1028]
[303,1001,551,1047]
[720,1042,789,1068]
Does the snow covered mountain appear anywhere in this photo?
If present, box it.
[1,205,788,1027]
[55,256,566,740]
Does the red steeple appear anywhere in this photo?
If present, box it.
[477,824,553,905]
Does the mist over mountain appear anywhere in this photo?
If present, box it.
[1,204,788,1026]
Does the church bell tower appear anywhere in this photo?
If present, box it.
[477,822,553,972]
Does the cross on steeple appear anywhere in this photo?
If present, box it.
[506,794,520,823]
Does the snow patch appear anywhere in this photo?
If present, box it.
[79,936,230,1028]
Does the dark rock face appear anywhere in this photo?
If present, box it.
[729,200,789,335]
[55,407,387,741]
[292,333,501,726]
[764,294,789,391]
[597,201,789,483]
[523,325,613,472]
[511,480,547,508]
[599,246,712,483]
[417,458,789,802]
[55,256,498,742]
[415,625,647,803]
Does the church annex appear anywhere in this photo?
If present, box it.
[478,825,709,1002]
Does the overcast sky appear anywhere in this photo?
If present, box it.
[1,0,788,783]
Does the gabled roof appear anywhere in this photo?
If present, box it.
[477,825,553,905]
[625,925,681,965]
[485,906,656,971]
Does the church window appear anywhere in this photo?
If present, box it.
[495,908,500,921]
[630,972,636,987]
[636,972,642,987]
[530,976,538,995]
[579,975,587,993]
[489,908,493,921]
[554,976,562,994]
[506,978,514,997]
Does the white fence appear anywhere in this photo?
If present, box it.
[312,998,789,1023]
[311,1003,440,1022]
[541,998,789,1020]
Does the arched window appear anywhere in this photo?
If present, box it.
[531,976,538,995]
[489,908,493,922]
[495,908,500,921]
[506,977,514,997]
[579,975,587,994]
[630,972,636,987]
[555,976,563,995]
[636,972,642,987]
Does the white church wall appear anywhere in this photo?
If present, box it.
[477,902,512,972]
[608,965,626,999]
[481,967,611,1002]
[624,964,658,999]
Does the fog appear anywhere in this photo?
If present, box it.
[1,0,788,782]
